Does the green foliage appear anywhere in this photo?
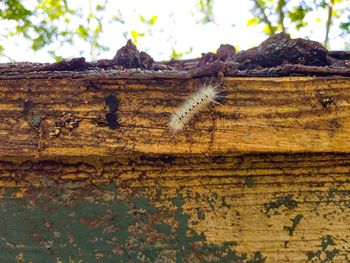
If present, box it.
[288,5,312,29]
[247,17,259,27]
[124,15,159,48]
[37,0,72,20]
[0,0,110,60]
[246,0,349,47]
[0,0,32,21]
[76,0,110,59]
[0,0,349,61]
[170,47,193,60]
[130,30,145,45]
[139,15,158,25]
[1,0,74,59]
[196,0,214,23]
[340,20,350,33]
[48,50,63,61]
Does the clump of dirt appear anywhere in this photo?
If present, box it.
[49,112,80,138]
[199,44,236,66]
[198,33,331,70]
[38,57,91,71]
[113,39,154,69]
[234,33,329,69]
[1,34,350,77]
[31,39,155,71]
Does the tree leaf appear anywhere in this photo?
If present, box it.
[247,17,259,27]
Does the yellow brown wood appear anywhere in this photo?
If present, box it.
[0,76,350,158]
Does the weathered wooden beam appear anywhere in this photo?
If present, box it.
[2,35,350,262]
[1,75,350,158]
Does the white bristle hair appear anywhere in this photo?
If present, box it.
[169,82,221,134]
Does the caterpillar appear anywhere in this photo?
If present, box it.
[169,82,222,134]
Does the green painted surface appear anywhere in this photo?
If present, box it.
[0,184,263,263]
[263,194,298,216]
[284,214,303,236]
[307,235,342,263]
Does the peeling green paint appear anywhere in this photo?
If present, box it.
[172,196,185,208]
[327,188,350,210]
[221,197,231,209]
[307,235,340,263]
[154,223,172,235]
[245,177,254,188]
[30,114,42,127]
[133,196,158,213]
[264,194,297,215]
[250,251,266,263]
[284,214,303,236]
[0,187,265,262]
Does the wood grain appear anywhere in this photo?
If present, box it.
[1,73,350,262]
[0,153,349,262]
[1,76,350,158]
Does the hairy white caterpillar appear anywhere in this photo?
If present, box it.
[169,83,222,134]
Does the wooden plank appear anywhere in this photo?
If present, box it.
[1,76,350,158]
[1,72,349,262]
[2,36,349,262]
[0,153,349,262]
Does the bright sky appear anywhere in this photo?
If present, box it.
[0,0,347,63]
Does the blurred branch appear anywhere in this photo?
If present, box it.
[196,0,214,23]
[252,0,275,34]
[276,0,286,33]
[324,0,335,47]
[0,52,15,62]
